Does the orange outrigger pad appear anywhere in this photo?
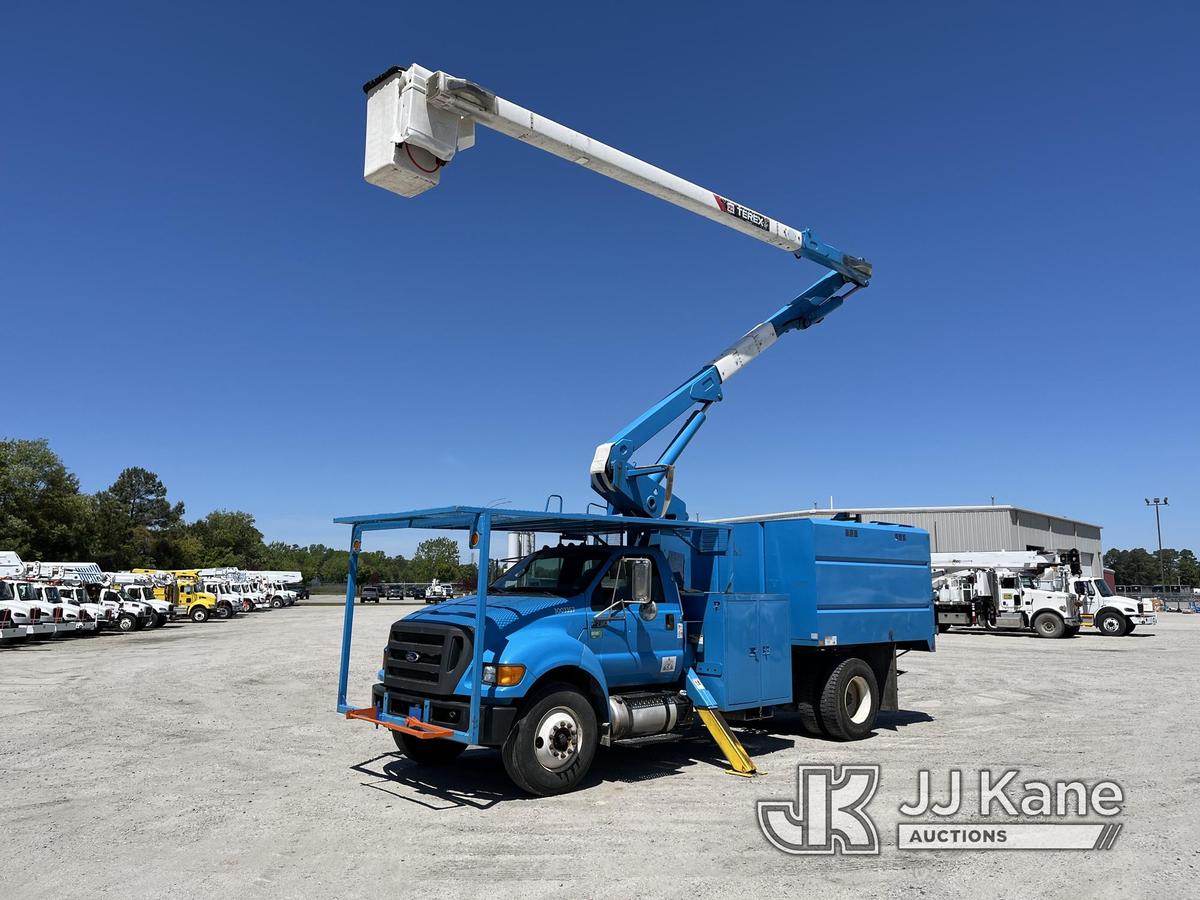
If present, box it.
[344,706,455,740]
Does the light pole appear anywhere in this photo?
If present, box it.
[1145,497,1169,590]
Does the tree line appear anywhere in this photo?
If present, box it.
[0,438,477,587]
[1103,547,1198,588]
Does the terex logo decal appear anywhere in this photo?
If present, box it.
[714,194,771,231]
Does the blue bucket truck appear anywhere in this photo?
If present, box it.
[336,64,934,795]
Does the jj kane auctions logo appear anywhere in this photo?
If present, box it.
[758,765,1125,854]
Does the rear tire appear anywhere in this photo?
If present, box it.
[392,731,466,765]
[817,657,879,741]
[502,683,598,796]
[190,606,210,623]
[1033,612,1066,639]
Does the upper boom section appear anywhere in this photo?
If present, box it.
[363,64,871,285]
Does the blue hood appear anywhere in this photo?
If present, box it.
[405,593,578,636]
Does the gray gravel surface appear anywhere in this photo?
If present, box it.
[2,605,1197,899]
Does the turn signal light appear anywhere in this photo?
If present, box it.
[482,663,526,687]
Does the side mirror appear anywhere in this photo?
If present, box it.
[630,558,658,621]
[630,558,652,605]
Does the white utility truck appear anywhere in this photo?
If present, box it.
[39,563,119,631]
[1,552,55,640]
[932,550,1083,639]
[111,573,177,626]
[1069,576,1156,636]
[22,563,90,634]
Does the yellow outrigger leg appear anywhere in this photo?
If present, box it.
[686,668,760,777]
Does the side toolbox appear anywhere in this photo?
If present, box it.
[687,592,791,712]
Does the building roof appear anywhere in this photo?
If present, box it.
[709,505,1102,530]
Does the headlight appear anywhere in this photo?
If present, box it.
[481,664,526,686]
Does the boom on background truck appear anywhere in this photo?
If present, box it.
[332,64,936,796]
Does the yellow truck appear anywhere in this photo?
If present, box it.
[133,569,222,623]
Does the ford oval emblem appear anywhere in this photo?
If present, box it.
[404,650,420,662]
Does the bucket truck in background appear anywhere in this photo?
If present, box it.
[932,550,1083,638]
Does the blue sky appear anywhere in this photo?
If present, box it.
[2,2,1196,558]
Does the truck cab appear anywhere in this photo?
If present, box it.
[0,579,56,639]
[58,584,118,631]
[27,581,83,635]
[119,583,175,627]
[200,580,240,619]
[1073,577,1156,636]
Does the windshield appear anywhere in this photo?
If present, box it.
[0,582,12,601]
[490,547,611,597]
[1094,579,1114,597]
[18,583,36,601]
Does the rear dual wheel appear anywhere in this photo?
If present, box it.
[797,657,881,741]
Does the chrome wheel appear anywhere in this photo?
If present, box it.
[533,706,581,772]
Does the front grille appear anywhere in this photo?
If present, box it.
[384,621,473,697]
[30,607,41,622]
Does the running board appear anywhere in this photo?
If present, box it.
[344,706,454,740]
[684,668,759,777]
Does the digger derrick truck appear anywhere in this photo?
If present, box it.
[335,64,933,796]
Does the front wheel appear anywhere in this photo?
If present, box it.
[215,603,231,620]
[190,605,210,623]
[117,613,137,633]
[1033,612,1067,639]
[818,657,880,741]
[502,684,598,796]
[271,597,283,609]
[392,731,466,765]
[1096,611,1129,636]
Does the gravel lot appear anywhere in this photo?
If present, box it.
[3,605,1198,899]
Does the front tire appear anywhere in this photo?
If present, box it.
[215,603,231,620]
[392,731,466,765]
[1033,612,1067,639]
[190,605,210,623]
[1096,611,1129,636]
[271,597,283,609]
[117,613,137,633]
[502,684,598,796]
[818,657,879,741]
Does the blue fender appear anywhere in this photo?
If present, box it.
[454,631,611,708]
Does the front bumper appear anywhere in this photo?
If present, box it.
[26,623,56,636]
[371,682,516,746]
[1,626,25,640]
[1132,613,1158,626]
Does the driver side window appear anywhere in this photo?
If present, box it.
[590,557,663,611]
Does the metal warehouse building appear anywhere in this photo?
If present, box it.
[713,506,1105,575]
